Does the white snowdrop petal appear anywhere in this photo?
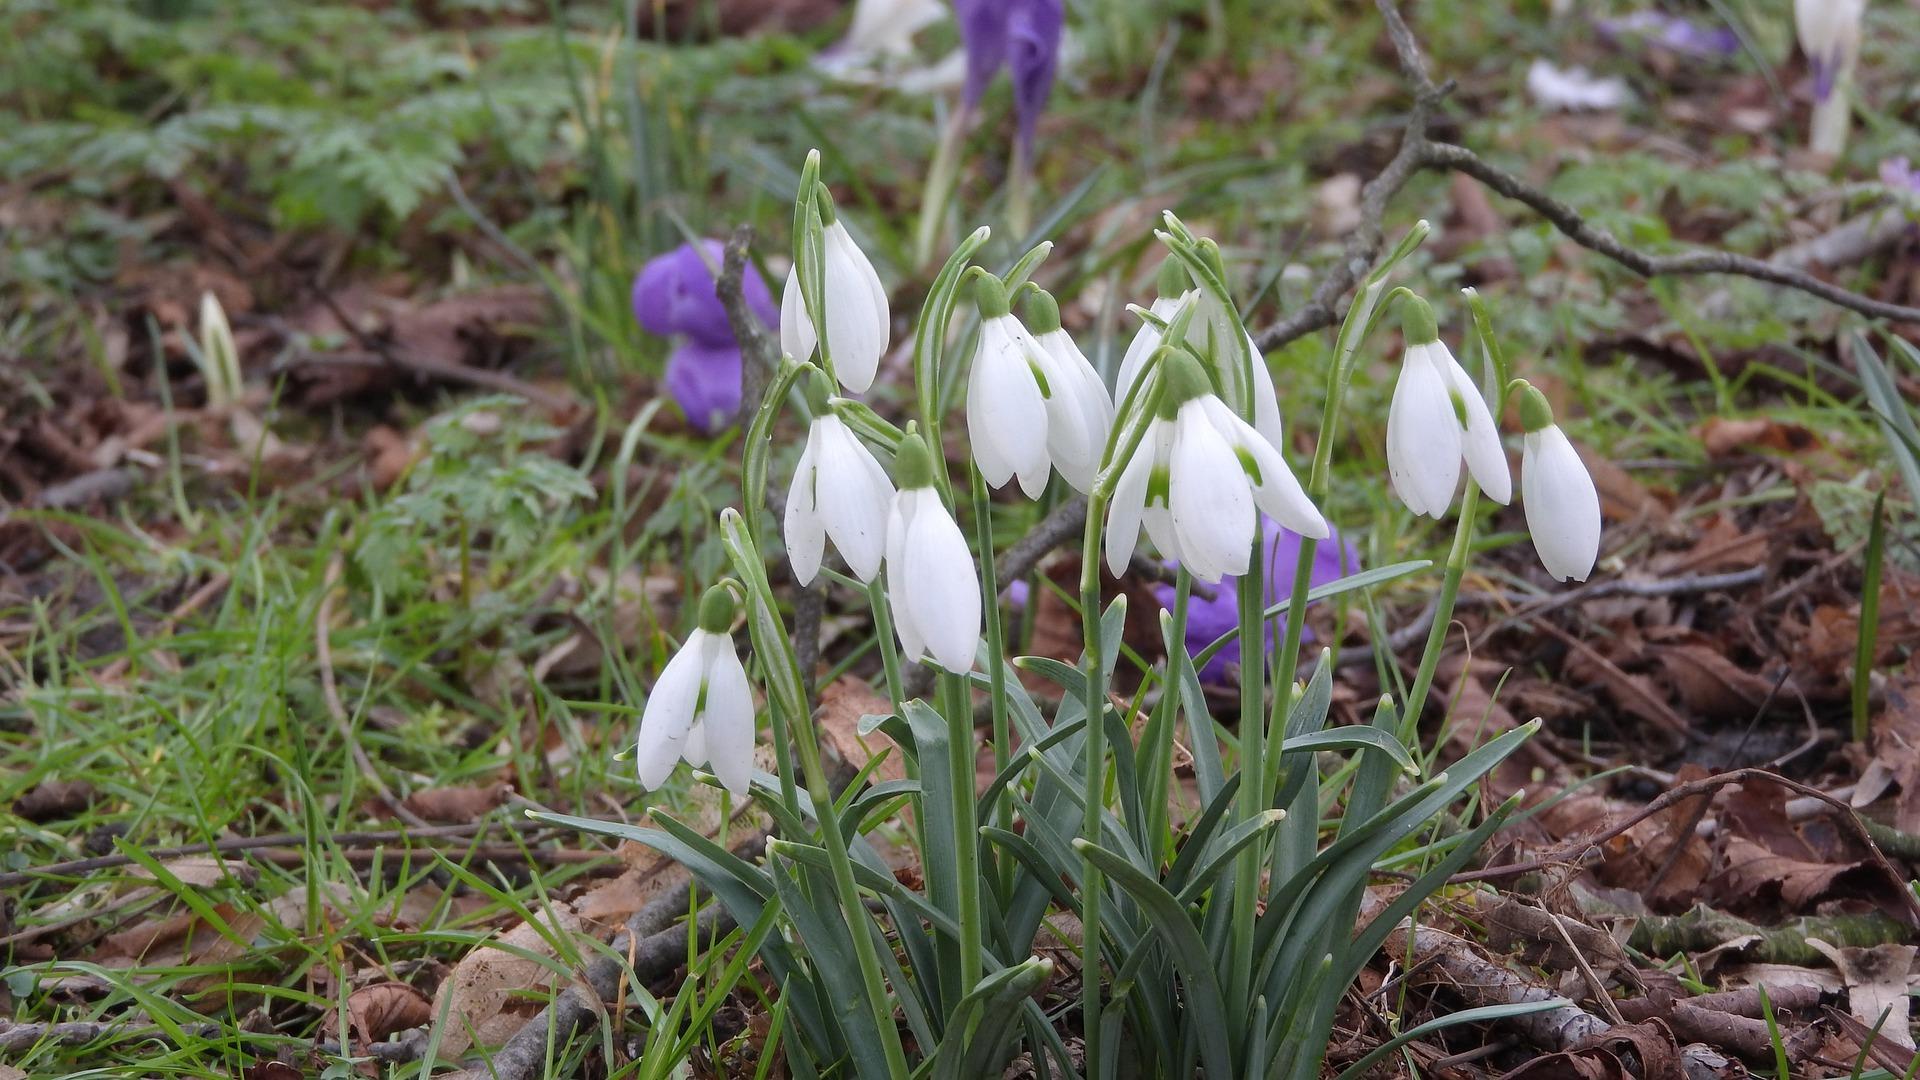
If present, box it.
[1170,401,1253,582]
[1523,427,1602,582]
[785,432,826,586]
[903,490,981,672]
[1387,345,1465,518]
[822,222,887,393]
[1103,425,1158,578]
[968,319,1050,493]
[701,639,757,795]
[1245,335,1288,455]
[1202,399,1327,541]
[635,631,708,789]
[885,498,928,663]
[1142,504,1182,567]
[815,419,891,581]
[681,720,709,769]
[1435,342,1512,505]
[779,266,816,363]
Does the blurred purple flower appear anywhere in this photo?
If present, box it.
[1596,11,1739,61]
[631,240,775,433]
[955,0,1063,154]
[631,240,776,347]
[664,340,744,435]
[1152,518,1359,687]
[1881,157,1920,193]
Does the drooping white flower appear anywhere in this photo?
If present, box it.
[1105,347,1327,584]
[1113,259,1287,456]
[884,431,982,672]
[965,276,1113,497]
[1794,0,1866,155]
[1517,384,1602,583]
[636,586,755,796]
[786,373,895,585]
[780,209,891,393]
[1385,295,1511,518]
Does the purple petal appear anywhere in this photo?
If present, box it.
[631,239,775,347]
[665,340,744,434]
[955,0,1012,107]
[1152,517,1359,689]
[1007,0,1062,156]
[1595,11,1739,61]
[1881,157,1920,193]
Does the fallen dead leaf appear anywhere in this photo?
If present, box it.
[1696,417,1820,459]
[348,980,435,1045]
[13,779,97,822]
[433,904,584,1057]
[1805,940,1918,1050]
[399,783,513,823]
[816,676,905,785]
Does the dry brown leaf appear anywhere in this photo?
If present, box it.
[816,677,905,785]
[399,783,512,823]
[348,981,434,1045]
[128,856,254,889]
[1808,941,1918,1050]
[1714,836,1881,913]
[0,1065,27,1080]
[1695,417,1819,459]
[12,779,97,822]
[432,905,584,1056]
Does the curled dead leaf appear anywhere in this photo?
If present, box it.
[348,980,434,1045]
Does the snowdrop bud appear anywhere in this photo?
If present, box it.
[1104,348,1325,583]
[1516,383,1602,583]
[1795,0,1866,156]
[1385,294,1511,518]
[886,429,982,673]
[779,189,890,393]
[635,584,755,796]
[786,374,896,585]
[198,291,241,409]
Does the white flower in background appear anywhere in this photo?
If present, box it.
[1105,347,1327,583]
[884,431,982,672]
[1517,383,1602,583]
[1525,59,1631,112]
[780,204,890,393]
[815,0,946,76]
[636,586,755,796]
[1385,295,1511,517]
[1794,0,1866,156]
[966,275,1112,497]
[1113,258,1287,455]
[786,371,896,584]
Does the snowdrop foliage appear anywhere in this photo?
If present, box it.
[781,206,891,393]
[1517,383,1602,582]
[1386,295,1511,517]
[634,586,755,796]
[786,372,896,584]
[965,274,1112,496]
[885,431,983,672]
[1106,347,1326,583]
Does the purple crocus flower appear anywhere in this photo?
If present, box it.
[1595,12,1739,61]
[631,240,775,433]
[954,0,1063,155]
[1881,157,1920,194]
[1152,518,1359,687]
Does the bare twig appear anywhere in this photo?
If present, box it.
[1255,0,1920,354]
[0,822,503,888]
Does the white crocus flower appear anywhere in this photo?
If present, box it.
[1105,348,1327,583]
[636,586,755,796]
[1517,384,1602,583]
[966,276,1112,497]
[1114,261,1287,455]
[780,206,890,393]
[786,372,895,585]
[1794,0,1866,156]
[1385,296,1512,517]
[884,431,982,672]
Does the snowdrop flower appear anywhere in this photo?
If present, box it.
[1114,257,1287,456]
[1516,384,1602,583]
[1525,59,1631,112]
[786,371,896,585]
[636,585,755,796]
[1795,0,1865,156]
[1105,348,1326,584]
[1386,295,1511,518]
[884,430,982,672]
[965,275,1111,497]
[816,0,946,74]
[780,194,890,394]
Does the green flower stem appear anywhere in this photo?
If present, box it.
[718,511,908,1076]
[1227,525,1267,1020]
[1401,481,1479,747]
[940,670,984,998]
[971,464,1015,875]
[865,579,907,716]
[1143,569,1192,858]
[1076,489,1109,1079]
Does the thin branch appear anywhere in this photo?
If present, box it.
[0,822,502,889]
[1255,0,1920,353]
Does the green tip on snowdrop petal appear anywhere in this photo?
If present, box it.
[1516,381,1556,433]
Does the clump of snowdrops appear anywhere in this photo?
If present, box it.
[540,150,1600,1079]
